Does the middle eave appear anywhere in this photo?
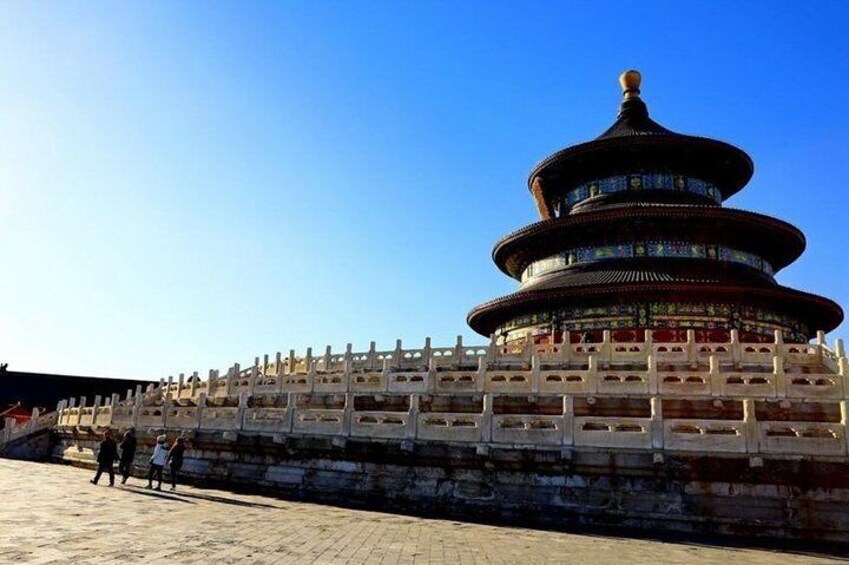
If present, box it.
[493,204,805,279]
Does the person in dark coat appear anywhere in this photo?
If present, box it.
[118,429,137,484]
[166,436,187,491]
[90,430,119,486]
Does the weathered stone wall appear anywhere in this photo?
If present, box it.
[1,429,56,461]
[54,429,849,542]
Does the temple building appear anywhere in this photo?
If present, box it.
[5,71,849,542]
[468,71,843,347]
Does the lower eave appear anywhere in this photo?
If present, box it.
[467,282,844,337]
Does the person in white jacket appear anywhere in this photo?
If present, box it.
[146,434,169,491]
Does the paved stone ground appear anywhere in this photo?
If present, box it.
[0,459,846,564]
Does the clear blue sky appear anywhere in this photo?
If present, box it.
[1,2,847,379]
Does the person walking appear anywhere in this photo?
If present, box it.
[146,434,169,491]
[90,430,119,486]
[167,436,187,491]
[118,429,137,484]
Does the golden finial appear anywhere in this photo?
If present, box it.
[619,69,641,100]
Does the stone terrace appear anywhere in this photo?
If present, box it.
[0,459,845,564]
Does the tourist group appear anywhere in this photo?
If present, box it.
[90,429,186,491]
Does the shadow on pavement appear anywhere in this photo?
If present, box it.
[174,491,278,509]
[121,485,195,504]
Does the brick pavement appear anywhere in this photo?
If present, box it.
[0,459,844,564]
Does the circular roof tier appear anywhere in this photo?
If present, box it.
[493,204,805,279]
[467,282,844,338]
[527,72,753,203]
[518,260,773,293]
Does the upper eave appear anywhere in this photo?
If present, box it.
[527,133,754,202]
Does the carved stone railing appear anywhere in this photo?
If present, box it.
[4,331,849,463]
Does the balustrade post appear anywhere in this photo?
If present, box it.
[560,331,572,362]
[283,392,295,433]
[601,330,612,366]
[407,395,419,439]
[323,346,332,372]
[837,339,846,359]
[686,329,697,368]
[204,369,214,396]
[774,355,786,398]
[562,396,574,446]
[288,349,297,375]
[647,354,658,395]
[226,365,236,396]
[476,356,487,393]
[273,354,284,393]
[342,358,352,387]
[77,397,86,425]
[236,392,249,431]
[305,348,315,377]
[708,354,720,397]
[817,331,827,347]
[426,350,437,393]
[841,401,849,456]
[587,355,598,394]
[162,390,173,429]
[344,343,353,370]
[454,335,463,359]
[743,398,759,454]
[650,397,663,449]
[394,339,402,366]
[730,329,741,367]
[342,393,354,437]
[131,393,141,428]
[29,408,40,432]
[196,393,206,430]
[367,341,376,370]
[249,357,259,395]
[481,393,493,443]
[530,355,541,394]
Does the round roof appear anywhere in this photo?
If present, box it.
[527,78,754,202]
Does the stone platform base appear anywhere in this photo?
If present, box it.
[52,429,849,543]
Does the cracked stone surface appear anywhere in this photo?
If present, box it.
[0,458,845,564]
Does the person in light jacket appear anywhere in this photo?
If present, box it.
[146,434,169,491]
